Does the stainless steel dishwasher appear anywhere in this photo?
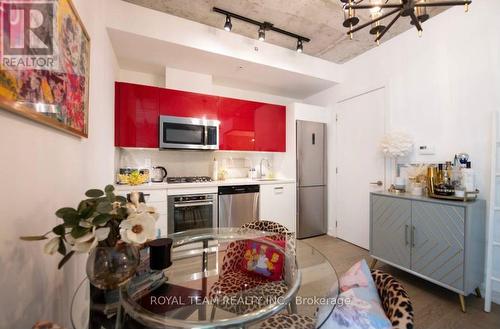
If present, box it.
[218,185,260,227]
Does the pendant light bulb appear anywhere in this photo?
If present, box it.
[418,29,423,37]
[224,15,232,31]
[296,39,303,53]
[465,3,469,12]
[258,26,265,41]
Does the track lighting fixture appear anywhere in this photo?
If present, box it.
[258,26,266,41]
[296,39,303,53]
[213,7,310,53]
[224,15,232,31]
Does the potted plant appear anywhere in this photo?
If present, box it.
[21,185,158,289]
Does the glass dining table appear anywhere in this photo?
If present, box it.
[71,228,339,329]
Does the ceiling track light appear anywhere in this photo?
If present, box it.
[224,15,232,31]
[258,26,266,41]
[341,0,472,44]
[296,39,303,53]
[213,7,310,53]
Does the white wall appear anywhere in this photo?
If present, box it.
[164,67,299,105]
[305,0,500,299]
[119,68,165,87]
[0,0,118,327]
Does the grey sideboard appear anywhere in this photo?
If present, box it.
[370,192,486,312]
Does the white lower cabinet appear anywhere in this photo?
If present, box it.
[259,183,296,233]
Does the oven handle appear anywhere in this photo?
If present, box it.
[174,202,214,208]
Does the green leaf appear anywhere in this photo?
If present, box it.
[96,202,112,214]
[104,185,115,193]
[85,189,104,198]
[58,251,75,269]
[19,235,48,241]
[106,192,116,203]
[71,226,90,239]
[63,212,80,227]
[57,239,67,256]
[78,200,96,219]
[115,195,127,204]
[93,213,111,226]
[55,207,77,219]
[116,207,128,219]
[52,224,66,236]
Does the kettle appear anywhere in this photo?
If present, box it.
[151,166,167,183]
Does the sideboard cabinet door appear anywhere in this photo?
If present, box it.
[411,201,465,291]
[371,195,412,268]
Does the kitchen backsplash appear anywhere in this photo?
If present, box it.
[117,149,279,179]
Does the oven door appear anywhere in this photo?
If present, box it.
[168,194,217,234]
[159,115,219,150]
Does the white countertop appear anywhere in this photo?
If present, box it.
[115,177,295,191]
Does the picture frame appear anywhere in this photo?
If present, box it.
[0,0,91,138]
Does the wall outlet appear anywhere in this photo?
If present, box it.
[418,145,435,155]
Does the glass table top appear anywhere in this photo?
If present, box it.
[71,228,339,329]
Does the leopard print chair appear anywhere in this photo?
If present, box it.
[371,270,414,329]
[259,270,414,329]
[209,220,292,317]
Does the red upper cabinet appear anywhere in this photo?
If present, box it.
[115,82,160,148]
[254,104,286,152]
[218,98,258,151]
[114,82,286,152]
[159,89,219,119]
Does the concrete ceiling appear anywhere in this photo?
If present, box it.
[122,0,447,64]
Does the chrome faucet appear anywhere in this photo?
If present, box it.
[260,158,270,179]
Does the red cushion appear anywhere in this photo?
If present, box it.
[240,238,285,281]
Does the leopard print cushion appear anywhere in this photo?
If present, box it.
[209,220,293,314]
[371,270,414,329]
[259,314,315,329]
[241,220,296,254]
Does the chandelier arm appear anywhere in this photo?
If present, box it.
[415,1,471,7]
[346,7,401,35]
[409,11,423,31]
[345,4,403,9]
[375,11,402,42]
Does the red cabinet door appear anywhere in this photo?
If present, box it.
[159,89,219,119]
[218,98,257,151]
[255,104,286,152]
[115,82,159,148]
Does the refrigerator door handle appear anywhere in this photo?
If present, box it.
[296,188,300,231]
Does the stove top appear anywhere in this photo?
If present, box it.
[166,176,213,184]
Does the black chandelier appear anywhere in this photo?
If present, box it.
[213,7,310,53]
[342,0,472,44]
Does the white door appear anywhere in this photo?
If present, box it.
[336,88,386,249]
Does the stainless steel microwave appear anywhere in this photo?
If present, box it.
[159,115,220,150]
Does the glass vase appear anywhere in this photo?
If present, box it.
[86,244,140,290]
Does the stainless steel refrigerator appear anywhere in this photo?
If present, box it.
[296,120,327,239]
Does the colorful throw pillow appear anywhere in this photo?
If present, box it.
[240,238,285,281]
[316,259,392,329]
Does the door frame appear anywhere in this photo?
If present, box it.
[332,85,390,239]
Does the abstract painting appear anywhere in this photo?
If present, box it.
[0,0,90,137]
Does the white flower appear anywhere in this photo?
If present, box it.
[43,237,60,255]
[119,212,156,244]
[127,202,159,221]
[380,132,413,158]
[70,227,110,253]
[129,191,141,207]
